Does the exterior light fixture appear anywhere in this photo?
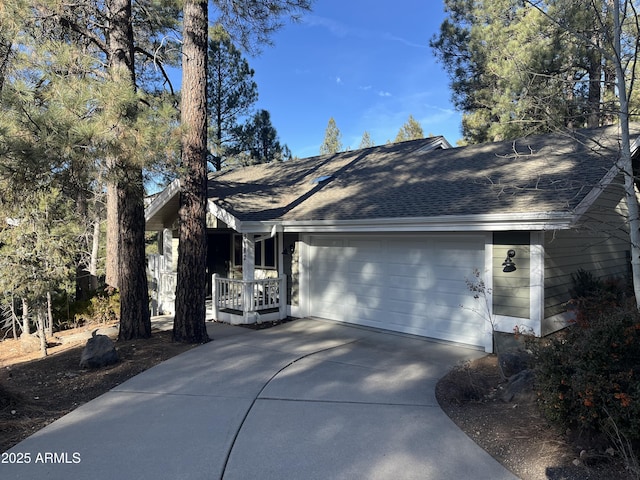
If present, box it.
[282,244,295,256]
[502,249,517,273]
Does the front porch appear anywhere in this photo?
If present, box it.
[148,227,296,325]
[149,271,288,324]
[212,274,287,324]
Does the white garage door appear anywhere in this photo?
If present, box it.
[308,235,486,346]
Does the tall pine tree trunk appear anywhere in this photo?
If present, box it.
[46,291,53,338]
[106,172,119,289]
[107,0,151,340]
[173,0,209,344]
[117,167,151,339]
[89,216,100,292]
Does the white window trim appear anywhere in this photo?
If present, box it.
[232,234,277,270]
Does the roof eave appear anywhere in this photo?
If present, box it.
[145,179,181,230]
[208,200,243,232]
[572,162,621,220]
[280,212,575,233]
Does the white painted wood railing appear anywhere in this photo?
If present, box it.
[212,274,286,323]
[148,254,177,315]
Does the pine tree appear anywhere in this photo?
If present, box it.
[0,1,181,340]
[0,188,81,357]
[232,109,289,165]
[359,131,374,148]
[394,115,424,142]
[431,0,619,144]
[173,0,210,344]
[173,0,311,342]
[320,117,343,155]
[207,24,258,171]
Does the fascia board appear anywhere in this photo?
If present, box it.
[546,132,640,224]
[431,136,453,149]
[144,178,181,223]
[572,162,622,220]
[208,200,243,232]
[280,212,575,233]
[238,221,281,234]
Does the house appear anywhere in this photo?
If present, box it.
[145,125,639,352]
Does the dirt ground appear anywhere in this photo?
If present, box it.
[436,355,635,480]
[0,325,636,479]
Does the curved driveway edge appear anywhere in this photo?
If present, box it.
[2,318,517,480]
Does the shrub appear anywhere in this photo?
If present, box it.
[438,360,493,404]
[70,290,120,327]
[532,294,640,443]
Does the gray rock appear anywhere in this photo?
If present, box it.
[498,350,532,378]
[20,333,41,354]
[79,332,119,368]
[501,369,536,404]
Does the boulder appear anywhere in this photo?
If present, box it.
[79,332,119,368]
[20,333,41,354]
[501,369,537,404]
[498,350,533,378]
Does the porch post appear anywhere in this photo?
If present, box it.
[212,273,219,321]
[242,234,255,322]
[162,228,173,267]
[278,275,287,320]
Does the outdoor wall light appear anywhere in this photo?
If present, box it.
[282,244,295,256]
[502,249,517,273]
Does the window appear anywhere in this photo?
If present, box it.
[263,237,275,268]
[232,235,277,269]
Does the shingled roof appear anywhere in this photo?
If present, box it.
[209,125,636,221]
[145,125,639,232]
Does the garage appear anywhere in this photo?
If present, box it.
[307,235,486,346]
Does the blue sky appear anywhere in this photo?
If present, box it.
[244,1,462,158]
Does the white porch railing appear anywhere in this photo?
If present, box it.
[212,274,287,324]
[148,254,177,315]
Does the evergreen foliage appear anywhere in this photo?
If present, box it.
[207,24,259,171]
[394,115,424,142]
[359,131,374,149]
[430,0,627,144]
[0,0,181,340]
[320,117,343,155]
[0,188,80,320]
[231,109,290,165]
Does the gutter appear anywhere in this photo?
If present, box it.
[278,212,576,233]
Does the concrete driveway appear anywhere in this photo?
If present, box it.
[2,318,517,480]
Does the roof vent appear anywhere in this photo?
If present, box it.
[311,174,333,184]
[413,137,451,153]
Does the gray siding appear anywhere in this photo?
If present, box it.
[544,176,630,320]
[493,232,530,319]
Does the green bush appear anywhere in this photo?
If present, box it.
[532,289,640,442]
[69,290,120,327]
